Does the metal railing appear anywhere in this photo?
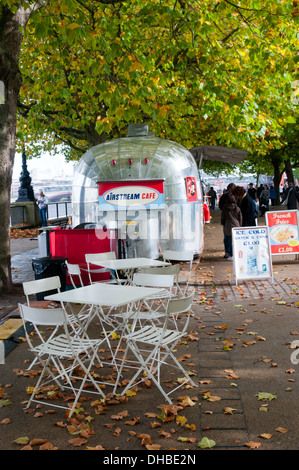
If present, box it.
[47,201,72,220]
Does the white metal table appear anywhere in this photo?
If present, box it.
[45,283,164,372]
[87,257,171,284]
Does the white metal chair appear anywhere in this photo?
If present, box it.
[113,291,196,402]
[23,276,61,306]
[19,303,106,417]
[162,250,194,294]
[85,252,120,285]
[138,264,181,295]
[22,277,62,370]
[131,272,175,323]
[23,276,90,342]
[66,261,84,288]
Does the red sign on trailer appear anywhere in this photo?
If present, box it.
[265,210,299,255]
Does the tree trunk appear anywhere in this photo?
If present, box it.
[271,155,283,206]
[0,6,31,292]
[284,159,295,185]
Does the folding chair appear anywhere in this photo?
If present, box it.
[23,276,61,306]
[23,277,62,370]
[23,277,90,343]
[85,252,117,285]
[131,273,175,325]
[19,303,106,417]
[66,261,84,288]
[113,292,196,402]
[162,250,194,294]
[138,264,181,296]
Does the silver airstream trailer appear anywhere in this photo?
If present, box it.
[71,124,204,259]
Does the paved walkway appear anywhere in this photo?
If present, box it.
[0,210,298,452]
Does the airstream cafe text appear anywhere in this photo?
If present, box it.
[98,180,165,210]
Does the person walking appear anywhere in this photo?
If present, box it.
[37,189,48,227]
[269,185,277,206]
[247,183,257,201]
[233,186,257,226]
[282,182,299,210]
[219,183,236,258]
[259,184,270,216]
[256,183,264,203]
[221,193,242,260]
[207,186,217,211]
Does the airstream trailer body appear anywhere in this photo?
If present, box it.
[71,128,204,259]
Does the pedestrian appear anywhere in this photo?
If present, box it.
[247,183,257,201]
[256,183,264,202]
[221,193,242,260]
[232,186,257,226]
[269,185,277,206]
[219,183,236,210]
[219,183,236,257]
[37,189,48,227]
[259,184,270,216]
[207,186,217,211]
[282,182,299,210]
[282,184,288,201]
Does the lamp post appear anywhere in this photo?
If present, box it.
[15,149,35,202]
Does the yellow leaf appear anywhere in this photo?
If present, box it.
[67,23,80,30]
[176,415,188,426]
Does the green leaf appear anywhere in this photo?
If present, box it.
[197,437,216,449]
[0,399,12,407]
[256,392,277,401]
[13,437,30,445]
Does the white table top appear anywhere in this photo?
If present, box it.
[45,283,164,307]
[88,257,170,270]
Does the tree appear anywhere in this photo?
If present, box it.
[0,1,44,292]
[0,0,124,292]
[0,0,298,291]
[17,1,298,158]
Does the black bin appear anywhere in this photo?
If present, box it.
[32,257,67,300]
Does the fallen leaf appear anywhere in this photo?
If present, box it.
[256,392,277,401]
[244,441,261,449]
[197,437,216,448]
[68,437,87,447]
[276,427,288,433]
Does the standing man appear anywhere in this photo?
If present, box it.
[219,183,236,257]
[207,186,217,211]
[282,182,299,210]
[247,183,257,201]
[37,189,48,227]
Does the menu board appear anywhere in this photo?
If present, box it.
[232,226,273,284]
[265,210,299,256]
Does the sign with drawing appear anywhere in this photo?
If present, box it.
[232,226,273,284]
[265,210,299,256]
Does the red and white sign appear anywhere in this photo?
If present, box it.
[98,180,164,210]
[265,210,299,255]
[185,177,198,202]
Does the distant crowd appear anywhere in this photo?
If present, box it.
[206,181,299,260]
